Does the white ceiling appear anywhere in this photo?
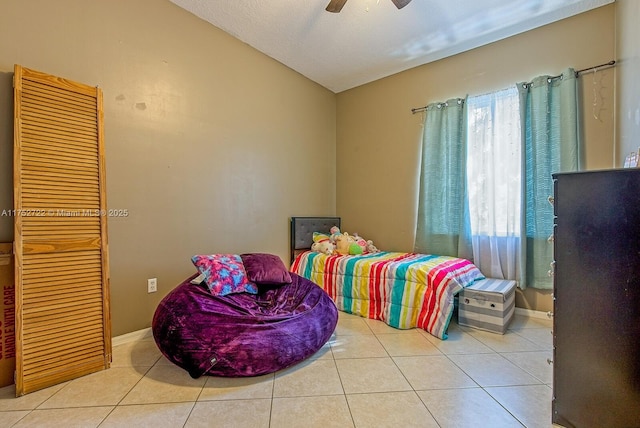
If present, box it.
[169,0,614,93]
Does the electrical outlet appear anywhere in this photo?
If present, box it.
[147,278,157,293]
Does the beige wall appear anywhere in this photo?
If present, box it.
[0,0,336,336]
[335,5,616,313]
[616,0,640,165]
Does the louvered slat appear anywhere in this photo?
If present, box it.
[22,127,99,148]
[22,149,98,165]
[23,77,97,97]
[24,268,101,280]
[21,172,99,187]
[21,228,101,241]
[22,196,101,205]
[21,107,98,129]
[21,111,97,134]
[22,123,97,143]
[23,224,101,233]
[21,100,97,126]
[20,165,98,181]
[22,312,103,335]
[22,157,99,173]
[14,65,111,396]
[23,329,104,357]
[22,304,104,323]
[22,145,99,162]
[22,95,97,119]
[24,352,105,381]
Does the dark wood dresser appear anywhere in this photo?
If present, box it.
[552,168,640,427]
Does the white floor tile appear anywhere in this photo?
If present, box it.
[0,309,556,426]
[376,331,442,357]
[38,367,146,408]
[119,364,206,405]
[347,391,439,428]
[274,359,344,397]
[336,357,412,394]
[0,383,66,412]
[111,338,162,368]
[0,410,30,428]
[485,384,553,428]
[100,402,194,428]
[331,334,388,359]
[509,314,553,330]
[186,399,271,428]
[422,323,495,355]
[334,316,374,336]
[501,351,554,384]
[417,388,525,427]
[394,355,477,390]
[271,395,354,428]
[448,353,543,387]
[514,328,554,350]
[460,328,546,353]
[199,374,274,401]
[11,406,113,428]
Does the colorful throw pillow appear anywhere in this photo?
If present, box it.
[191,254,258,296]
[240,253,292,285]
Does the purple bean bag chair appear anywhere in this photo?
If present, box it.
[152,271,338,378]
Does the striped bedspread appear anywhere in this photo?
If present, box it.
[291,251,484,339]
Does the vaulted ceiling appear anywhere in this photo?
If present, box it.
[170,0,614,93]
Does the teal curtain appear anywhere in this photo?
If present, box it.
[414,98,472,259]
[517,68,579,289]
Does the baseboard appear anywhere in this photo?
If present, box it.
[112,328,152,347]
[515,307,553,320]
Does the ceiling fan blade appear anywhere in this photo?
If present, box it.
[326,0,348,13]
[390,0,412,9]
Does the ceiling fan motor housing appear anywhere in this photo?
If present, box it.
[326,0,412,13]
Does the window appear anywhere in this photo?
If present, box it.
[466,87,522,278]
[416,72,578,288]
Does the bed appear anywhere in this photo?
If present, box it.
[152,253,338,378]
[289,217,484,339]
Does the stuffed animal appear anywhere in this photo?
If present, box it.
[312,231,335,255]
[352,233,368,254]
[311,240,335,255]
[329,226,341,244]
[333,233,350,255]
[329,227,380,255]
[366,240,380,253]
[313,231,331,244]
[335,233,363,255]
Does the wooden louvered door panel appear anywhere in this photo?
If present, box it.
[13,65,111,396]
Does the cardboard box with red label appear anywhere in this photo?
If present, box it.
[0,243,15,387]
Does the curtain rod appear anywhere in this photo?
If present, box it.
[410,60,616,114]
[547,60,616,81]
[576,60,616,76]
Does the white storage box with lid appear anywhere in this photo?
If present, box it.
[458,278,516,334]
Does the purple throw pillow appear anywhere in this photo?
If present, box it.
[240,253,292,285]
[191,254,258,296]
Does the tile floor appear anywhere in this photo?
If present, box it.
[0,313,554,428]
